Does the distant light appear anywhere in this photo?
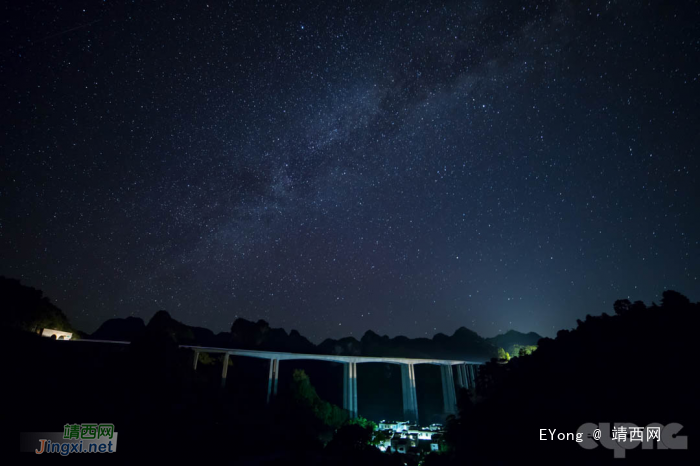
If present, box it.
[41,329,73,340]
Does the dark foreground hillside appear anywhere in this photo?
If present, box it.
[430,291,699,465]
[4,287,698,465]
[5,323,404,465]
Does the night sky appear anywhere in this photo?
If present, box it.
[2,1,698,342]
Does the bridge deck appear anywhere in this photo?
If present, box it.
[71,339,485,365]
[180,344,485,365]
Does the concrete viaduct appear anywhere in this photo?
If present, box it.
[184,345,483,423]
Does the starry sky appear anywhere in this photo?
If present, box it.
[2,0,699,342]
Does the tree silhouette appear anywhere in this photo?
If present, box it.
[436,290,697,465]
[1,276,75,334]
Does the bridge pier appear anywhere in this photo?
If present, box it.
[401,363,419,424]
[343,362,358,418]
[221,353,230,388]
[457,364,471,390]
[455,363,465,389]
[267,359,280,403]
[441,365,457,415]
[467,364,476,388]
[181,345,482,421]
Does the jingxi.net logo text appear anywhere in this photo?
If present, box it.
[19,423,118,455]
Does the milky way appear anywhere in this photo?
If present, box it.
[2,0,699,341]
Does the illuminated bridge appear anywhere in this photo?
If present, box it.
[183,345,484,423]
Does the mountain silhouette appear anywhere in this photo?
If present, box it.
[92,311,534,361]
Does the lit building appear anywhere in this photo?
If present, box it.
[378,420,410,432]
[405,428,435,440]
[391,436,411,454]
[40,329,73,340]
[379,420,445,455]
